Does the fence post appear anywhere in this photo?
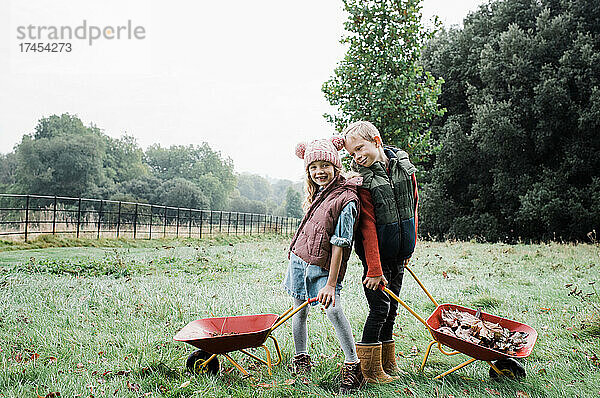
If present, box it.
[209,211,213,235]
[227,212,231,235]
[116,201,121,238]
[24,195,30,242]
[133,203,138,239]
[176,207,180,237]
[97,200,103,239]
[219,211,223,233]
[52,195,57,235]
[199,210,203,239]
[76,197,82,238]
[235,212,239,235]
[149,205,153,240]
[188,208,192,238]
[243,213,246,234]
[163,206,168,238]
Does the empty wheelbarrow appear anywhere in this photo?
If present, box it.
[174,298,317,376]
[382,265,538,380]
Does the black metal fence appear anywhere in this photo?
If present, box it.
[0,193,301,242]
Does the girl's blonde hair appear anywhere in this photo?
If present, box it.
[302,163,342,212]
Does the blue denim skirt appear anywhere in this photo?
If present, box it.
[283,252,342,306]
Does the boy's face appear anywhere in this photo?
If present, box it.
[344,134,382,168]
[308,160,335,187]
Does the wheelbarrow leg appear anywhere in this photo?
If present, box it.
[222,353,249,376]
[238,335,284,376]
[239,344,274,375]
[434,357,477,379]
[420,340,436,371]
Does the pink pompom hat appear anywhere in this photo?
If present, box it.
[295,136,345,170]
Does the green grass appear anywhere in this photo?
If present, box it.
[0,237,598,397]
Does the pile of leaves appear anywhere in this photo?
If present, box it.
[437,309,529,354]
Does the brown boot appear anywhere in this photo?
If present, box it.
[355,342,397,383]
[291,353,311,375]
[339,361,365,394]
[381,340,401,375]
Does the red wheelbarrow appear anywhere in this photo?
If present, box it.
[174,298,317,376]
[383,265,538,380]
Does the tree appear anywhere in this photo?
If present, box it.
[15,128,105,197]
[322,0,445,162]
[237,174,273,202]
[420,0,600,241]
[284,187,303,218]
[144,144,235,209]
[157,178,209,209]
[0,152,18,192]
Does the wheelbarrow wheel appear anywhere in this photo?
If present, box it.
[489,358,525,380]
[186,349,219,375]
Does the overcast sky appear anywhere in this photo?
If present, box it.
[0,0,486,182]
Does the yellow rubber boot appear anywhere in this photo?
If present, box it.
[355,342,398,383]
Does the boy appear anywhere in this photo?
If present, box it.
[342,121,418,383]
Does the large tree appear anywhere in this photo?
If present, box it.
[322,0,444,162]
[15,116,105,197]
[144,143,236,210]
[421,0,600,241]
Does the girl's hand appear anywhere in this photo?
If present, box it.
[363,275,388,290]
[317,284,336,309]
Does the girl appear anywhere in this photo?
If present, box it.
[283,137,365,394]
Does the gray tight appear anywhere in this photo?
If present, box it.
[292,297,358,363]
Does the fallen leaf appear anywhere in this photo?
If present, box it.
[179,381,190,388]
[403,387,414,396]
[126,381,140,391]
[485,387,501,395]
[282,379,295,385]
[538,368,547,375]
[76,363,84,369]
[45,393,61,398]
[256,383,273,388]
[442,271,448,279]
[516,392,529,397]
[30,353,40,361]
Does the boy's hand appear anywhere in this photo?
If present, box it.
[363,275,388,290]
[317,284,336,309]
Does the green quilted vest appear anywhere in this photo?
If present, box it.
[352,146,417,260]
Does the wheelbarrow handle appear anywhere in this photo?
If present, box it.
[270,298,318,332]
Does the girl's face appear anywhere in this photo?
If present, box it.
[308,160,335,187]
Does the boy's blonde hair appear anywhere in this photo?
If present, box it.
[341,121,381,142]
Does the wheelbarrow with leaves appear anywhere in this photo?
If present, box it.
[382,265,538,380]
[173,298,317,376]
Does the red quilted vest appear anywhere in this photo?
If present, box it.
[289,175,362,282]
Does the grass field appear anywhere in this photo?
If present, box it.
[0,235,598,397]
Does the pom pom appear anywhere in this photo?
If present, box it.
[295,142,307,159]
[331,136,345,151]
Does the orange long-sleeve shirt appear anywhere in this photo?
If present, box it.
[357,188,383,277]
[357,173,418,276]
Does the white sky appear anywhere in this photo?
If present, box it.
[0,0,486,182]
